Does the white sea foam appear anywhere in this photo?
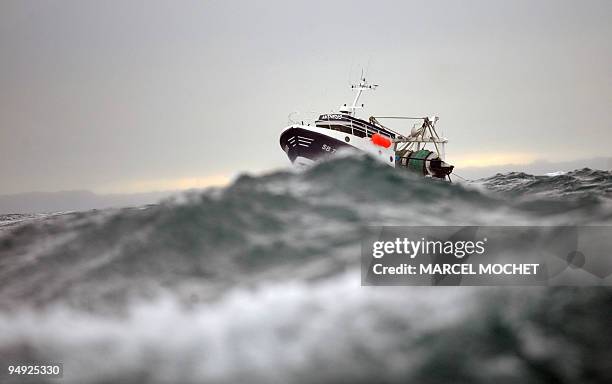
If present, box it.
[0,271,478,384]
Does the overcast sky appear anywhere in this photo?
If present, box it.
[1,0,610,194]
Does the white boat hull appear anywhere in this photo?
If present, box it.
[279,125,396,167]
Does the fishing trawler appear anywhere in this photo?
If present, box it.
[279,77,455,180]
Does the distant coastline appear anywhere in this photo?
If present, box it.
[0,190,176,215]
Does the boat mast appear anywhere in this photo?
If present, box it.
[341,73,378,116]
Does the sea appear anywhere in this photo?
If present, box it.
[1,154,611,383]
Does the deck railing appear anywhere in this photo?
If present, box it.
[314,119,395,139]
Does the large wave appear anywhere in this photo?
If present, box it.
[0,155,611,383]
[479,168,612,199]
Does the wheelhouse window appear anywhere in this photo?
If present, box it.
[315,117,396,139]
[329,124,352,134]
[352,127,367,138]
[316,123,352,135]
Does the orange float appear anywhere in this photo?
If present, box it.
[371,133,392,148]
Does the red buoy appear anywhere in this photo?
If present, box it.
[371,133,392,148]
